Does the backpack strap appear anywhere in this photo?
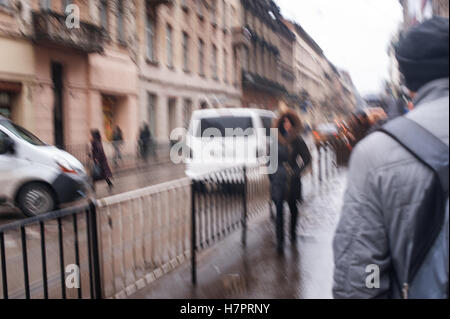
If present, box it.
[379,116,449,296]
[380,117,449,194]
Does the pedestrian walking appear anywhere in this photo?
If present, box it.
[270,109,311,254]
[333,17,449,299]
[90,129,114,192]
[139,123,151,164]
[112,125,123,168]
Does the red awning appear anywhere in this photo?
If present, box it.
[0,80,22,93]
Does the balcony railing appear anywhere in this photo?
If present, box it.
[32,11,104,54]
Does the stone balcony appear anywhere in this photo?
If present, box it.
[232,27,252,48]
[32,11,104,54]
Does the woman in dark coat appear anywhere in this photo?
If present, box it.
[270,109,311,253]
[90,129,113,191]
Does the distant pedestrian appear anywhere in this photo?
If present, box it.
[90,129,114,192]
[139,123,151,164]
[112,125,123,167]
[270,109,311,254]
[333,17,449,299]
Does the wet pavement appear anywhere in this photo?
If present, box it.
[94,162,186,199]
[129,169,347,299]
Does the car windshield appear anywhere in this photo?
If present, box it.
[0,120,47,146]
[196,116,254,137]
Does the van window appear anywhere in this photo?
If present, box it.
[196,116,254,137]
[261,116,274,137]
[0,121,46,146]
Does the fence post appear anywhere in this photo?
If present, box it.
[191,181,197,286]
[88,199,103,299]
[242,166,248,247]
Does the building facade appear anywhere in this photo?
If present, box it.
[232,0,295,111]
[283,19,357,127]
[400,0,448,29]
[0,0,139,158]
[136,0,242,146]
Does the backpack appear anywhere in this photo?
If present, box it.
[379,117,449,299]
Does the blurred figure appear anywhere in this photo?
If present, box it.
[112,125,123,168]
[90,129,114,192]
[270,109,311,254]
[333,17,449,299]
[138,123,151,164]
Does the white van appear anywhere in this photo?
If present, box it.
[0,116,91,216]
[185,108,276,178]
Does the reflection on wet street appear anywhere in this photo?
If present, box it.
[130,170,346,299]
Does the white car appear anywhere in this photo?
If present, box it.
[185,108,276,178]
[0,116,91,216]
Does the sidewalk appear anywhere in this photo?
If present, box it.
[129,170,347,299]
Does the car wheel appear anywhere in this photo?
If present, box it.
[17,183,56,217]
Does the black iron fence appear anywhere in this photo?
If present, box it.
[0,201,102,299]
[0,144,339,299]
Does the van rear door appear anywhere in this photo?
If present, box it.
[195,115,257,163]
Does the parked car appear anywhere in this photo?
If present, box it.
[185,108,276,178]
[0,116,91,216]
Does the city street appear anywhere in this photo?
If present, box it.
[0,0,447,303]
[130,170,346,299]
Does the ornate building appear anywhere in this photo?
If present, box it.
[136,0,241,146]
[0,0,139,157]
[232,0,295,111]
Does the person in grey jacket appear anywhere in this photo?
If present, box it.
[333,17,449,299]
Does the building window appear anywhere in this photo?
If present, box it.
[211,45,218,79]
[40,0,52,10]
[100,0,109,31]
[166,25,173,68]
[183,32,189,72]
[222,0,227,29]
[168,98,177,140]
[242,46,249,71]
[117,0,125,43]
[223,49,228,83]
[0,92,11,119]
[196,0,204,19]
[147,93,157,136]
[210,0,217,25]
[183,99,193,129]
[146,12,156,62]
[199,39,205,76]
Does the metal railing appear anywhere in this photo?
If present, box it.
[190,164,271,285]
[0,144,338,299]
[96,178,192,299]
[0,201,102,299]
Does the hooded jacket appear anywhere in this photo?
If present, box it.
[333,78,449,298]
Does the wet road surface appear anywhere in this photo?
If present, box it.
[130,170,347,299]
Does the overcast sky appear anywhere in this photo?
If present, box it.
[276,0,404,96]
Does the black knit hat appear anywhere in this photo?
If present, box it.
[396,16,449,92]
